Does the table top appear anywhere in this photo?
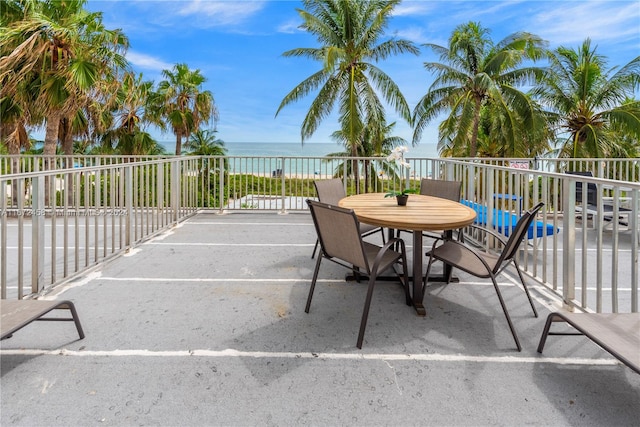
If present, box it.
[339,193,477,231]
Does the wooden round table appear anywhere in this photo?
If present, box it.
[339,193,477,315]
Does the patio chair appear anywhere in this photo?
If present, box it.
[566,171,633,229]
[423,202,544,351]
[305,200,410,349]
[537,311,640,374]
[396,179,462,241]
[311,178,385,259]
[1,299,85,341]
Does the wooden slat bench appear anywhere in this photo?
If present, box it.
[1,299,85,341]
[537,312,640,374]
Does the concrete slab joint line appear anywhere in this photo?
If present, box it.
[0,348,623,367]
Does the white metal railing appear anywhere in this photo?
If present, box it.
[430,158,638,315]
[1,157,199,299]
[451,157,640,182]
[1,155,638,315]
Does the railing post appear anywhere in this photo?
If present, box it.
[562,179,576,310]
[279,157,287,215]
[171,159,181,222]
[31,175,45,293]
[631,189,639,313]
[1,179,6,299]
[218,157,225,214]
[156,162,164,225]
[124,165,133,248]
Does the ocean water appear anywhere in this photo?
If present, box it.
[161,141,440,158]
[160,141,440,175]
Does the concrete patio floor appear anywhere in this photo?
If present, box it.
[1,211,639,426]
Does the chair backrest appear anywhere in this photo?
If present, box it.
[420,179,462,201]
[495,202,545,270]
[306,200,368,270]
[314,178,347,205]
[566,171,598,206]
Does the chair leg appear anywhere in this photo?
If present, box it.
[536,313,557,353]
[421,254,436,303]
[311,239,319,259]
[513,260,538,317]
[401,252,411,306]
[393,251,412,306]
[357,274,378,349]
[490,275,522,351]
[63,301,85,340]
[305,254,323,313]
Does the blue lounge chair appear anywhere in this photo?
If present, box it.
[461,200,557,239]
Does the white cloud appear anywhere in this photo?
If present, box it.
[126,51,173,72]
[394,26,430,44]
[277,18,301,34]
[392,2,435,17]
[531,1,640,45]
[177,0,266,26]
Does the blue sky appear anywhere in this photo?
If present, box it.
[86,0,640,146]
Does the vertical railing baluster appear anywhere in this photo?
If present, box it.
[31,175,44,293]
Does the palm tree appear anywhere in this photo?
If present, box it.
[1,0,129,158]
[0,96,32,157]
[99,72,164,155]
[154,63,218,156]
[275,0,418,191]
[413,21,548,157]
[184,129,227,156]
[328,120,406,190]
[437,102,551,158]
[184,129,227,204]
[532,39,640,159]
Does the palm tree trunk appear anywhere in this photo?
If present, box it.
[351,145,360,194]
[61,117,74,157]
[470,97,482,157]
[363,159,370,193]
[5,124,21,205]
[43,112,62,205]
[44,113,61,157]
[175,131,182,155]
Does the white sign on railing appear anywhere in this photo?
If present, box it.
[509,160,530,169]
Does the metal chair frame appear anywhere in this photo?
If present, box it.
[311,179,385,259]
[423,202,544,351]
[306,200,410,349]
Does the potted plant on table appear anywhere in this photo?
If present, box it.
[385,187,417,205]
[384,146,416,205]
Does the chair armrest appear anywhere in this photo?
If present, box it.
[371,237,405,273]
[432,238,495,275]
[466,224,508,246]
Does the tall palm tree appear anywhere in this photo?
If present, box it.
[275,0,418,190]
[99,72,164,155]
[0,0,129,157]
[532,39,640,159]
[413,21,547,157]
[155,63,218,156]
